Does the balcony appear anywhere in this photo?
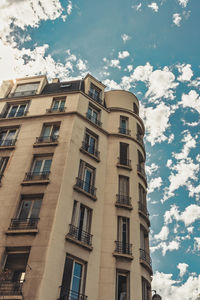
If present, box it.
[34,135,58,146]
[140,249,152,274]
[118,128,131,136]
[74,177,97,200]
[116,194,132,210]
[0,139,16,148]
[22,171,50,185]
[86,112,102,127]
[8,90,36,98]
[59,288,87,300]
[88,90,103,105]
[138,202,150,223]
[136,134,144,147]
[117,157,132,170]
[113,241,133,260]
[0,280,23,296]
[137,164,147,186]
[8,218,39,233]
[46,107,66,113]
[81,141,100,160]
[67,224,93,247]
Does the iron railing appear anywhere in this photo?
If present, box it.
[117,157,131,167]
[68,224,92,246]
[81,141,99,158]
[118,128,131,135]
[88,90,103,105]
[35,135,58,143]
[138,202,149,217]
[24,171,50,181]
[137,164,146,179]
[136,134,144,146]
[115,241,132,255]
[8,218,39,230]
[0,139,17,147]
[8,90,36,97]
[86,112,102,127]
[75,177,96,196]
[46,107,66,113]
[59,288,87,300]
[116,194,131,206]
[0,280,23,295]
[140,249,152,267]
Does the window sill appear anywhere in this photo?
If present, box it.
[6,229,38,235]
[80,148,100,162]
[138,210,151,227]
[115,202,133,210]
[113,252,133,261]
[66,234,93,251]
[0,296,23,300]
[116,163,132,171]
[0,145,15,150]
[73,185,97,201]
[33,141,58,148]
[140,259,153,275]
[21,179,50,186]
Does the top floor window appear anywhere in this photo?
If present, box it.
[47,97,66,113]
[1,102,29,119]
[119,116,130,135]
[9,82,39,97]
[88,83,102,104]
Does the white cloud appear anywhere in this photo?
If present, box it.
[166,159,173,168]
[103,79,121,90]
[168,133,175,143]
[148,2,159,12]
[121,34,131,43]
[180,90,200,114]
[177,263,189,277]
[131,62,153,82]
[152,271,200,300]
[187,226,194,233]
[177,64,193,82]
[194,238,200,251]
[173,13,182,26]
[109,59,121,69]
[127,65,133,72]
[67,0,72,15]
[151,240,180,255]
[178,0,189,8]
[76,59,87,71]
[145,163,159,176]
[164,204,200,226]
[172,131,196,160]
[132,3,142,11]
[148,177,162,193]
[154,226,169,241]
[118,51,130,59]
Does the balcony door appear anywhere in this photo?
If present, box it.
[118,217,129,253]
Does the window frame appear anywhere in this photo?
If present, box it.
[87,103,101,126]
[83,128,98,156]
[16,195,43,220]
[116,269,130,300]
[0,156,9,176]
[51,97,66,112]
[0,127,19,146]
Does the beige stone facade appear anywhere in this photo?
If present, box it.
[0,74,152,300]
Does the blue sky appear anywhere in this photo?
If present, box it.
[0,0,200,298]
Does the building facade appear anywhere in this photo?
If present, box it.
[0,74,152,300]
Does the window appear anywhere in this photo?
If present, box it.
[60,255,87,299]
[140,226,151,268]
[0,156,9,181]
[49,97,66,112]
[119,143,129,166]
[116,216,131,254]
[76,160,96,196]
[116,270,129,300]
[117,176,130,206]
[133,102,139,115]
[119,116,130,135]
[137,124,143,145]
[0,127,18,146]
[37,123,60,143]
[88,83,102,104]
[9,82,39,97]
[86,104,101,127]
[142,277,151,300]
[25,155,52,180]
[2,102,29,118]
[69,201,92,245]
[139,184,147,214]
[82,129,99,157]
[137,151,146,178]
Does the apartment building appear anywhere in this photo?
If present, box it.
[0,74,152,300]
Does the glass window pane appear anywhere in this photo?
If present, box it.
[16,105,26,117]
[33,160,42,174]
[52,100,59,110]
[30,199,42,218]
[8,106,17,117]
[42,126,51,137]
[43,159,52,172]
[19,200,32,219]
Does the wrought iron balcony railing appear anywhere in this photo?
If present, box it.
[35,135,58,143]
[0,280,23,295]
[86,112,102,127]
[59,288,87,300]
[117,157,131,167]
[8,218,39,230]
[137,164,146,179]
[115,241,132,255]
[116,194,131,206]
[136,134,144,146]
[140,248,152,267]
[46,107,66,113]
[81,141,100,158]
[88,90,103,105]
[118,128,131,135]
[68,224,92,246]
[24,171,50,181]
[0,139,17,147]
[75,177,96,196]
[8,90,36,97]
[138,202,149,217]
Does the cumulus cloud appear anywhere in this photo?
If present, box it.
[127,65,133,72]
[148,2,159,12]
[180,90,200,114]
[154,226,169,241]
[145,163,159,176]
[178,0,189,7]
[109,59,121,69]
[173,13,182,26]
[177,263,189,277]
[152,271,200,300]
[151,240,180,255]
[172,130,196,160]
[168,133,175,143]
[164,204,200,226]
[118,51,130,59]
[121,33,131,43]
[148,177,162,193]
[132,3,142,11]
[177,64,193,82]
[76,59,87,71]
[103,79,121,90]
[67,0,72,15]
[194,238,200,251]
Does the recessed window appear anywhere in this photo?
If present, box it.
[116,270,130,300]
[119,116,130,135]
[138,184,148,215]
[75,160,96,196]
[0,127,19,146]
[47,97,66,113]
[116,176,131,206]
[133,102,139,115]
[88,83,102,104]
[82,129,99,158]
[1,102,29,118]
[119,143,130,166]
[116,216,131,255]
[24,155,52,181]
[86,104,102,127]
[36,123,60,143]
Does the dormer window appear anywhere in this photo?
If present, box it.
[10,82,39,97]
[88,83,102,104]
